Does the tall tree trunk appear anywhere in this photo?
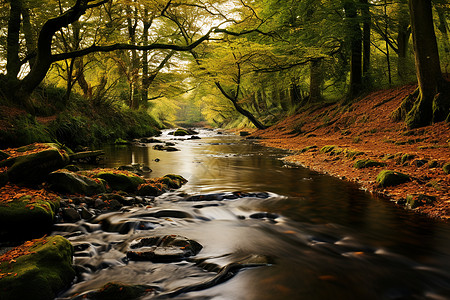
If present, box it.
[403,0,449,128]
[22,5,37,69]
[141,9,151,107]
[435,4,450,54]
[309,60,323,102]
[6,0,22,81]
[343,0,363,98]
[127,4,140,109]
[360,0,371,76]
[396,2,411,81]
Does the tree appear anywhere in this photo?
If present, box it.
[394,0,449,128]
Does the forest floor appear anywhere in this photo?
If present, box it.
[250,83,450,220]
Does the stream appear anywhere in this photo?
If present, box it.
[55,129,450,300]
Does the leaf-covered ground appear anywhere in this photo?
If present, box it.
[253,84,450,220]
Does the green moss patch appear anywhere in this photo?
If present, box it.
[443,163,450,174]
[400,153,415,165]
[299,145,318,153]
[81,168,145,193]
[376,170,410,187]
[353,159,386,169]
[47,170,106,195]
[405,194,437,209]
[0,186,60,239]
[0,235,75,300]
[173,129,190,136]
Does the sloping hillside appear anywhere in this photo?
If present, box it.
[253,84,450,219]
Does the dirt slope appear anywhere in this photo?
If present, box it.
[252,84,450,220]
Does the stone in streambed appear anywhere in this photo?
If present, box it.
[0,235,75,300]
[80,168,145,193]
[47,170,106,195]
[74,282,155,300]
[126,235,202,262]
[376,170,410,187]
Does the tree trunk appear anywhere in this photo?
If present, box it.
[360,0,371,76]
[6,0,22,81]
[344,0,363,98]
[396,3,411,81]
[22,5,37,69]
[435,4,450,54]
[309,60,323,102]
[404,0,449,128]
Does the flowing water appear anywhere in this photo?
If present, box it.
[56,129,450,300]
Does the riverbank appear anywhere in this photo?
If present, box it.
[251,84,450,220]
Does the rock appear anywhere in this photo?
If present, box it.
[412,159,428,167]
[353,159,386,169]
[240,131,251,137]
[0,235,75,300]
[152,144,179,152]
[47,170,106,195]
[114,138,131,145]
[161,174,188,189]
[126,235,203,262]
[173,129,190,136]
[80,206,94,220]
[63,164,81,172]
[428,160,439,168]
[406,194,437,209]
[0,188,60,240]
[75,282,153,300]
[376,170,410,187]
[136,183,165,196]
[0,171,8,188]
[7,143,70,184]
[81,169,146,193]
[189,135,201,140]
[443,163,450,174]
[400,153,415,165]
[62,207,81,222]
[140,137,162,143]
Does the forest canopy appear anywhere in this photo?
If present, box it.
[0,0,448,129]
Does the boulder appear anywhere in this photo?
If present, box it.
[240,131,250,137]
[47,170,106,195]
[161,174,188,189]
[173,129,189,136]
[0,186,60,239]
[126,235,202,262]
[353,159,386,169]
[0,171,7,188]
[74,282,152,300]
[6,143,69,184]
[0,235,75,300]
[376,170,410,187]
[136,183,165,196]
[0,150,9,161]
[152,144,179,152]
[81,169,146,193]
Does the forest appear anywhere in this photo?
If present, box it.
[1,1,450,300]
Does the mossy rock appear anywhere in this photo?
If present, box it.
[0,150,9,161]
[443,163,450,174]
[320,145,336,154]
[136,183,165,196]
[353,159,386,169]
[76,282,152,300]
[0,235,75,300]
[161,174,188,189]
[0,192,60,239]
[81,169,145,193]
[7,144,70,184]
[376,170,410,187]
[405,194,437,209]
[428,160,439,168]
[173,129,189,136]
[344,149,365,159]
[63,164,81,172]
[114,138,131,145]
[47,170,106,195]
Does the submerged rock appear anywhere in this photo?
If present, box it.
[0,235,75,300]
[73,282,155,300]
[127,235,203,262]
[152,144,179,152]
[376,170,410,187]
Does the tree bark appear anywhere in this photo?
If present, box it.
[22,5,37,69]
[396,2,411,81]
[404,0,448,128]
[6,0,22,81]
[360,0,371,76]
[343,0,363,98]
[309,60,323,102]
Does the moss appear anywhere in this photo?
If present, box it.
[161,174,188,189]
[353,159,386,169]
[136,183,165,196]
[376,170,410,187]
[344,149,365,159]
[47,170,106,195]
[82,169,145,193]
[114,138,131,145]
[173,129,189,136]
[320,145,336,154]
[7,144,70,184]
[0,236,75,300]
[0,193,60,239]
[405,194,437,209]
[400,153,415,165]
[443,163,450,174]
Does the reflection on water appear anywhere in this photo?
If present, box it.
[57,129,450,299]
